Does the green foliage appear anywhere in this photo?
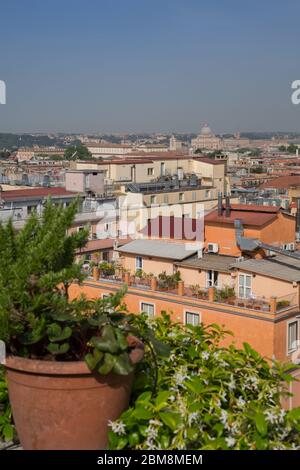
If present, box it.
[108,313,300,450]
[0,200,162,377]
[214,285,235,301]
[99,262,115,276]
[0,367,14,442]
[64,145,92,161]
[158,271,181,290]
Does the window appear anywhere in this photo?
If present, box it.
[102,251,109,262]
[185,311,200,326]
[77,226,85,232]
[104,223,109,232]
[288,320,299,354]
[140,302,155,317]
[206,270,219,288]
[147,168,154,176]
[136,256,143,270]
[27,205,36,214]
[163,194,169,204]
[150,195,156,205]
[205,190,211,199]
[238,274,252,298]
[179,193,184,202]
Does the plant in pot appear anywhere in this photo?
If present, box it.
[0,201,165,450]
[99,261,115,278]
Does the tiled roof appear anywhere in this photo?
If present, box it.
[205,204,280,226]
[259,175,300,189]
[77,237,131,253]
[0,187,79,200]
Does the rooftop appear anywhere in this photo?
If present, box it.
[0,187,80,201]
[117,239,198,260]
[205,204,281,227]
[176,253,235,272]
[233,254,300,282]
[259,175,300,189]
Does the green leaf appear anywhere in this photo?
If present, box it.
[98,353,115,375]
[133,406,153,420]
[46,342,70,355]
[128,432,140,447]
[47,324,72,342]
[255,413,268,436]
[18,330,45,345]
[3,423,14,441]
[115,329,128,352]
[91,325,120,354]
[159,412,182,431]
[155,391,171,410]
[85,349,104,371]
[112,352,134,375]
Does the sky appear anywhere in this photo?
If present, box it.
[1,0,300,134]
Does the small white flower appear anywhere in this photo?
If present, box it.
[219,390,227,402]
[236,396,246,408]
[108,420,126,435]
[225,437,236,448]
[228,377,236,391]
[220,409,228,425]
[201,351,210,360]
[188,412,199,426]
[265,410,277,424]
[149,419,163,427]
[145,425,158,440]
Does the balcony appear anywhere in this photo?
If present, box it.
[88,269,299,315]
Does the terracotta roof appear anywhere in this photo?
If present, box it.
[205,204,280,227]
[259,175,300,189]
[0,187,79,200]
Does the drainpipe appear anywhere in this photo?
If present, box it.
[225,194,231,217]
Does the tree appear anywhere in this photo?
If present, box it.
[64,145,93,161]
[287,144,298,154]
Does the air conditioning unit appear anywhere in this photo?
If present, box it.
[236,256,245,263]
[207,243,219,253]
[287,242,296,251]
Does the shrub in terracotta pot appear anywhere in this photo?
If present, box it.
[0,201,163,450]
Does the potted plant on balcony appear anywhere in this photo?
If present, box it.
[0,201,164,450]
[158,271,181,291]
[99,261,115,278]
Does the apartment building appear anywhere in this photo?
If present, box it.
[69,201,300,406]
[71,153,229,192]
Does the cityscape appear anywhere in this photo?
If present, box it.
[0,0,300,460]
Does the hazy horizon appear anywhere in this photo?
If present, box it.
[1,0,300,134]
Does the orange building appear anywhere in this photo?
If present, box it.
[69,203,300,407]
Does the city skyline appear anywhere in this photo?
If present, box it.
[1,0,300,133]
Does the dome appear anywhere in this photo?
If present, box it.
[200,124,213,136]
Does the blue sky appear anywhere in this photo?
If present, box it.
[1,0,300,133]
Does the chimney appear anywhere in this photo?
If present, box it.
[296,198,300,242]
[217,192,223,216]
[225,194,231,217]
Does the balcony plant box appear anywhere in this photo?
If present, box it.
[0,201,163,450]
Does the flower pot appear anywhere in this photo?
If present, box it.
[5,339,144,450]
[92,266,100,281]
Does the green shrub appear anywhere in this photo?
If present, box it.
[108,313,300,450]
[0,366,14,442]
[99,262,115,276]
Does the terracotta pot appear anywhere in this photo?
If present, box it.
[5,339,144,450]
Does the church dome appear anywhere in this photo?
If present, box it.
[200,124,213,136]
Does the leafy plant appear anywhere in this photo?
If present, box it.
[214,285,235,302]
[0,366,14,442]
[99,262,115,277]
[108,313,300,450]
[190,284,207,299]
[158,271,181,290]
[0,200,165,377]
[276,300,291,310]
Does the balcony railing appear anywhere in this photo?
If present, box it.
[87,270,299,314]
